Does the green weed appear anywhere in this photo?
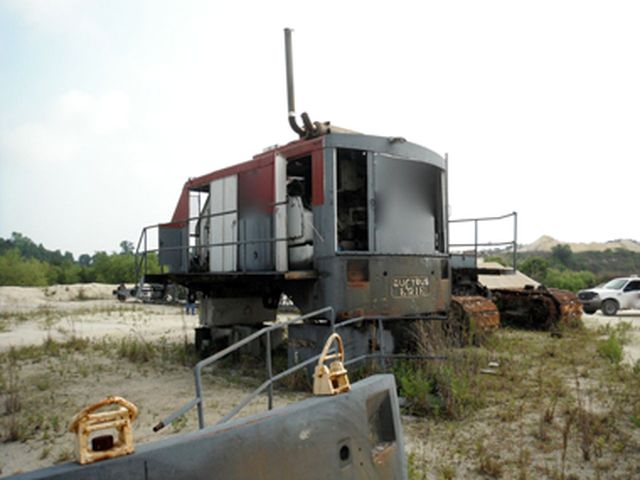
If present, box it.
[597,332,623,364]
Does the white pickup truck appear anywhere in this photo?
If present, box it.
[578,276,640,316]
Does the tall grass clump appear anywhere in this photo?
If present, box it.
[2,348,23,442]
[392,320,488,419]
[117,337,155,363]
[597,331,623,365]
[395,356,483,420]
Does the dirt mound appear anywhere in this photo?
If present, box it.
[0,284,117,312]
[522,235,640,253]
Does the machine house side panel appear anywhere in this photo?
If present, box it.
[209,176,238,272]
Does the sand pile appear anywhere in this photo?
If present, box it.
[0,284,117,312]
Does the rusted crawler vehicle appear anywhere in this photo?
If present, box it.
[492,287,583,330]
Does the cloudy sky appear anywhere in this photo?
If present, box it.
[1,0,638,257]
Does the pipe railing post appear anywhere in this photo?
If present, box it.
[378,317,385,372]
[195,364,205,430]
[144,231,148,278]
[513,211,518,272]
[266,332,273,410]
[474,219,478,268]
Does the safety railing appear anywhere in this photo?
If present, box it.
[449,211,518,271]
[133,200,294,284]
[153,307,447,432]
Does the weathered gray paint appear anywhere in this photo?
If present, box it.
[151,132,450,357]
[11,375,407,480]
[158,226,187,273]
[238,214,273,271]
[284,133,449,319]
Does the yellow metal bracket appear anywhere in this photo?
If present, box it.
[68,396,138,465]
[313,333,351,396]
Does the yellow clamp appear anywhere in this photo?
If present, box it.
[68,396,138,465]
[313,333,351,396]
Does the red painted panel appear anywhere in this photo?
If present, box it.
[168,136,326,224]
[170,184,190,226]
[238,163,275,214]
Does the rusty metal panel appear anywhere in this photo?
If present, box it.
[303,255,450,321]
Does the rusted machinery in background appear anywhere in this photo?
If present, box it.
[492,287,583,330]
[448,217,582,335]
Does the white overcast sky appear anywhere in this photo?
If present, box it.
[1,0,638,257]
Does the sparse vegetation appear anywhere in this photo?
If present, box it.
[402,321,640,479]
[2,289,640,478]
[597,331,624,365]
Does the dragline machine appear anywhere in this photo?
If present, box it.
[135,29,581,363]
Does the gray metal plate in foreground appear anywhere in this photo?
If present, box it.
[11,375,407,480]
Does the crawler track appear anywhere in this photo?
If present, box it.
[447,296,500,346]
[491,287,583,330]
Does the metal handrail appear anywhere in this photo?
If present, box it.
[153,306,335,432]
[133,200,294,284]
[153,308,447,432]
[449,211,518,271]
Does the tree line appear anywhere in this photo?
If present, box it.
[487,243,640,292]
[0,232,161,286]
[2,232,637,292]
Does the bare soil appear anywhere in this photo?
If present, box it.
[1,285,640,478]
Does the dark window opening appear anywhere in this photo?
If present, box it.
[287,155,312,208]
[624,281,640,292]
[337,149,369,251]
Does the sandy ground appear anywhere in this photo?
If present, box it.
[1,285,640,477]
[0,285,307,477]
[582,309,640,365]
[0,284,197,348]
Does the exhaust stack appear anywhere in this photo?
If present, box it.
[284,28,329,139]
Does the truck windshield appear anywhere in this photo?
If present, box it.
[603,278,627,290]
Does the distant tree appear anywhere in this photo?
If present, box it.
[2,232,75,264]
[78,254,92,267]
[551,244,574,268]
[519,257,549,283]
[0,234,163,286]
[119,240,135,255]
[91,252,134,283]
[46,260,81,285]
[0,248,49,286]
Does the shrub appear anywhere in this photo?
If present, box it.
[544,269,596,292]
[0,249,49,286]
[395,356,482,419]
[597,332,623,365]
